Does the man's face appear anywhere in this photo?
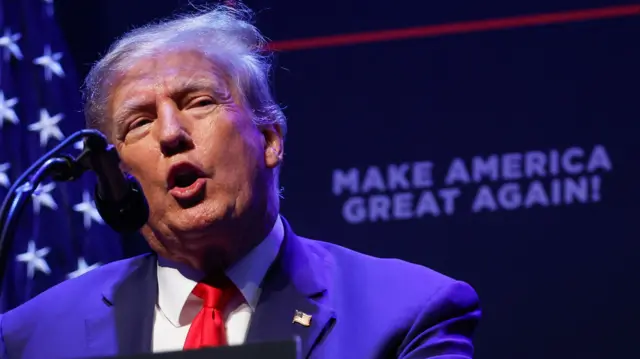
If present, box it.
[107,49,282,262]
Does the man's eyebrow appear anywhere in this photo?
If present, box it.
[113,97,151,125]
[112,78,225,124]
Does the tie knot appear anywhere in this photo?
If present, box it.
[192,280,235,310]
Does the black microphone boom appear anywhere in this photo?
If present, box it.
[0,129,99,230]
[0,156,83,287]
[0,130,150,283]
[0,129,149,296]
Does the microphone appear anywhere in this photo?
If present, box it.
[0,129,149,291]
[77,133,149,233]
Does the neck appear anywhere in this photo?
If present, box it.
[210,204,278,272]
[150,195,280,275]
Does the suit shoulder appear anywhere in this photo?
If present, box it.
[303,237,469,299]
[1,254,152,327]
[300,237,480,333]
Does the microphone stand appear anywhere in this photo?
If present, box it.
[0,129,100,230]
[0,157,86,285]
[0,130,108,290]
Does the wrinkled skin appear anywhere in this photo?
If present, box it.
[106,49,283,273]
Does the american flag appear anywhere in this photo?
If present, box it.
[0,0,134,312]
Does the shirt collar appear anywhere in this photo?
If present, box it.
[156,215,284,326]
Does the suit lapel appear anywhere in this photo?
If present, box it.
[85,254,158,357]
[82,220,336,358]
[247,219,336,358]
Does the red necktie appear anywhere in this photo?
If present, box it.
[183,280,236,349]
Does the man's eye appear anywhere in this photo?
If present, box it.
[130,118,152,129]
[191,98,215,107]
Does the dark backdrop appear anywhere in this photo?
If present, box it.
[54,1,640,358]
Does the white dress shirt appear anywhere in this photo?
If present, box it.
[152,216,284,352]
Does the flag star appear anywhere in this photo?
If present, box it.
[32,182,57,213]
[67,257,100,279]
[0,91,19,128]
[0,29,23,61]
[16,240,51,279]
[73,191,104,229]
[28,109,64,147]
[33,45,64,81]
[0,163,10,188]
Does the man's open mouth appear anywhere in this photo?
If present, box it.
[167,162,206,190]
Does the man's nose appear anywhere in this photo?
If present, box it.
[156,102,194,157]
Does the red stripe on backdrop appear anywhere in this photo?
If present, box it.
[267,4,640,51]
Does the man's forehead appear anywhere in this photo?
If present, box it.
[117,74,221,95]
[111,74,229,112]
[118,66,222,91]
[114,51,228,93]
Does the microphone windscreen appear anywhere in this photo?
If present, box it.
[94,174,149,233]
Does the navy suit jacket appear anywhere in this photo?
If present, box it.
[0,219,481,359]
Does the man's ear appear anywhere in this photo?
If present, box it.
[262,123,284,169]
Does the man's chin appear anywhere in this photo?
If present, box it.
[173,191,207,209]
[167,218,215,235]
[165,206,229,235]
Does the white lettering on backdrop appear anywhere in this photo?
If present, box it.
[332,145,612,224]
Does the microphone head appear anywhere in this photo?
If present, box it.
[94,174,149,233]
[83,131,109,152]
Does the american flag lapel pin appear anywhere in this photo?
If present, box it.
[292,310,312,327]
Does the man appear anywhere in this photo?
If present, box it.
[0,3,481,359]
